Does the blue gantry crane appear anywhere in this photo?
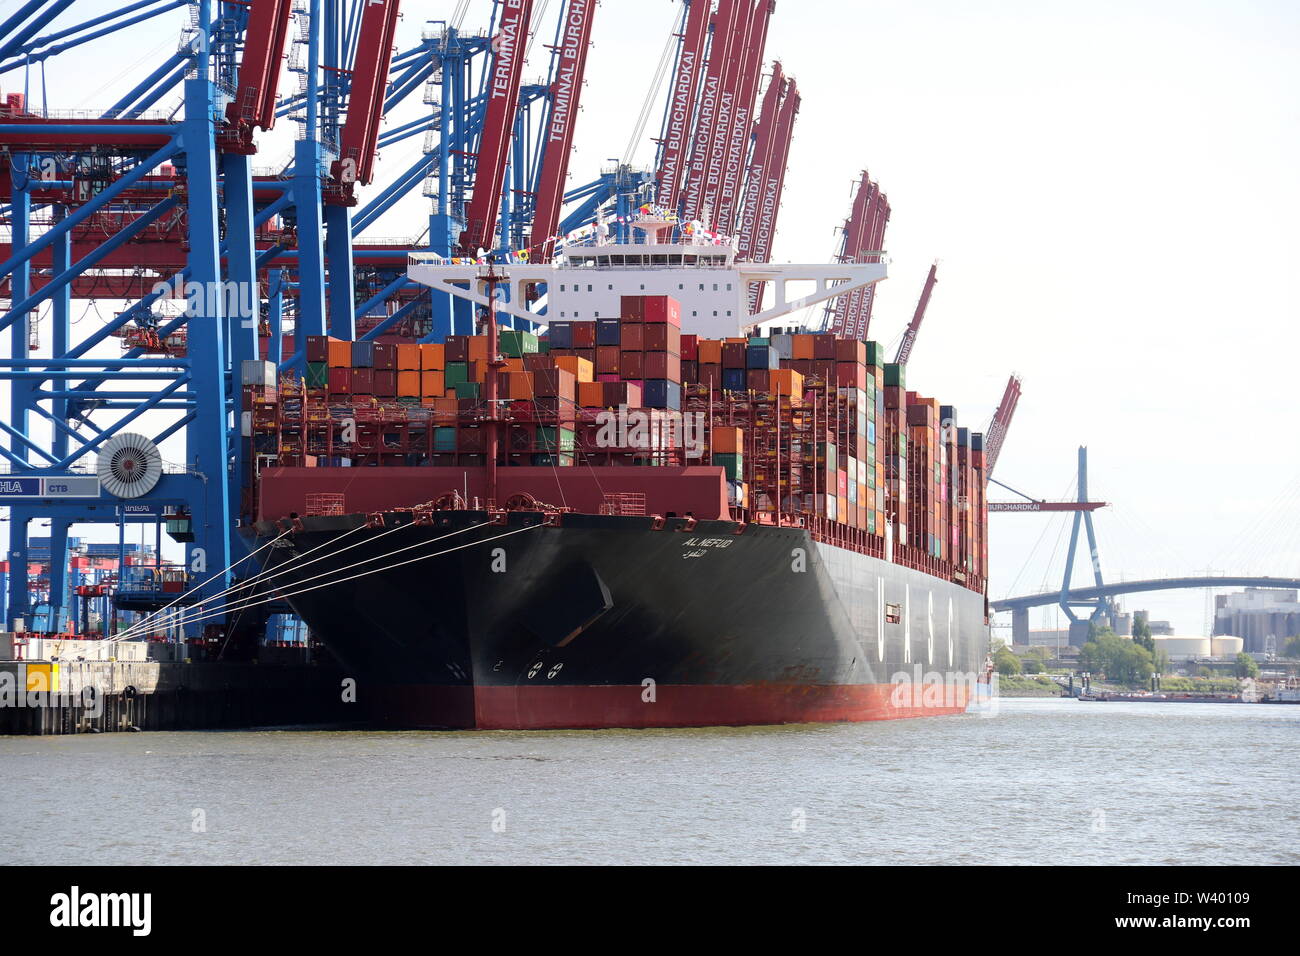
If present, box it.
[0,0,608,650]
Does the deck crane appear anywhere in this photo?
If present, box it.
[220,0,294,153]
[654,0,713,210]
[892,262,938,365]
[326,0,402,206]
[459,0,535,255]
[528,0,597,261]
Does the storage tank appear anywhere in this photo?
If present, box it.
[1210,636,1244,657]
[1152,636,1211,660]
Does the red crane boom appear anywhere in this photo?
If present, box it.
[222,0,295,152]
[744,76,798,311]
[654,0,712,210]
[892,262,938,365]
[460,0,535,254]
[680,0,742,224]
[735,61,783,261]
[984,373,1022,476]
[328,0,402,205]
[530,0,597,259]
[714,0,774,234]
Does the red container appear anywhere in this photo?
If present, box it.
[306,335,330,363]
[620,295,645,320]
[595,345,620,374]
[619,351,645,379]
[813,334,837,360]
[697,363,723,388]
[643,295,681,327]
[328,367,350,394]
[835,338,866,364]
[373,342,397,370]
[351,368,374,394]
[619,322,644,350]
[444,336,468,362]
[884,385,905,409]
[836,362,866,389]
[722,342,746,368]
[373,370,397,398]
[604,381,643,407]
[643,323,681,353]
[680,334,699,360]
[747,368,770,390]
[572,321,596,347]
[643,351,681,381]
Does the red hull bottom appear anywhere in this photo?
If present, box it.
[371,683,973,730]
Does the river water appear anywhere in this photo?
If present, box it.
[1,698,1295,865]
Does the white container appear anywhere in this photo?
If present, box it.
[241,359,276,387]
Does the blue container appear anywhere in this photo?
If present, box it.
[643,379,681,410]
[351,340,374,368]
[957,426,970,448]
[548,320,573,349]
[596,318,621,346]
[722,367,747,392]
[746,345,779,369]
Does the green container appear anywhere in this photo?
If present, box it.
[864,341,886,367]
[713,452,744,481]
[455,381,480,400]
[535,339,551,354]
[434,427,457,451]
[444,362,470,387]
[884,363,905,388]
[538,425,576,451]
[305,361,329,389]
[532,453,575,467]
[747,336,770,346]
[499,330,539,357]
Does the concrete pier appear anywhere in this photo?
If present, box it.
[0,637,351,735]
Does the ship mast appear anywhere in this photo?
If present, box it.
[481,261,508,508]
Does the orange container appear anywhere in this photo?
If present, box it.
[501,357,525,373]
[769,368,804,397]
[397,344,421,370]
[712,426,744,454]
[467,335,488,363]
[419,343,445,370]
[327,339,351,367]
[791,335,815,360]
[421,370,444,396]
[697,339,723,364]
[397,370,421,397]
[577,381,606,408]
[553,355,594,383]
[494,371,531,400]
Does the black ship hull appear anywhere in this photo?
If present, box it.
[244,511,990,729]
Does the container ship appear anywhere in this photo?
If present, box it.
[241,220,992,729]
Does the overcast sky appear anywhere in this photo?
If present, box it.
[5,0,1298,634]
